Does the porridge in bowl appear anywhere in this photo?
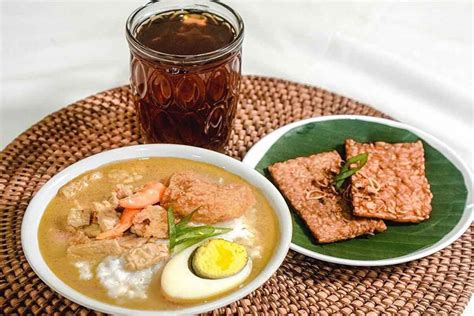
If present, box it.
[38,157,279,310]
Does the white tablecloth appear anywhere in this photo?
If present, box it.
[1,0,472,313]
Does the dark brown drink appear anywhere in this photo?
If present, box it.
[136,11,235,55]
[126,2,244,151]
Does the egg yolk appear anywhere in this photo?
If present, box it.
[192,239,248,279]
[216,246,233,270]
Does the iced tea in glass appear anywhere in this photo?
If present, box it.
[126,1,244,151]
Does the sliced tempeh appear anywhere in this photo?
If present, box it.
[346,139,432,223]
[268,151,386,243]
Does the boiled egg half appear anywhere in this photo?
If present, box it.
[161,239,252,302]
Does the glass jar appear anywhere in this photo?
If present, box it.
[126,0,244,152]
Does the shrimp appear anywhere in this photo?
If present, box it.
[119,181,166,209]
[96,208,141,240]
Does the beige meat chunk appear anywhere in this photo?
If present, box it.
[67,208,91,228]
[92,200,119,231]
[162,171,256,224]
[123,243,169,271]
[67,236,148,259]
[268,151,386,243]
[131,205,168,238]
[346,139,433,223]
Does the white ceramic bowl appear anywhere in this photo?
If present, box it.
[21,144,292,315]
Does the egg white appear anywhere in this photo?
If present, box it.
[161,243,252,302]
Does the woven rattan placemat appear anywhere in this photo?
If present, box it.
[1,76,472,315]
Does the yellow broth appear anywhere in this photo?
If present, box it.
[38,157,279,310]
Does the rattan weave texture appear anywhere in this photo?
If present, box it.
[1,76,472,315]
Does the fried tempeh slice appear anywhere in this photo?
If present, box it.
[346,139,432,223]
[268,151,386,243]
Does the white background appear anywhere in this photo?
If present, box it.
[1,0,473,313]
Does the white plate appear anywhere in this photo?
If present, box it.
[243,115,473,266]
[21,144,292,315]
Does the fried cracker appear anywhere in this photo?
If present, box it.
[268,151,386,243]
[346,139,432,223]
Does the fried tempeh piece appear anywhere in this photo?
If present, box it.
[346,139,432,223]
[268,151,386,243]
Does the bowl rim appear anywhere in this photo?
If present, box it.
[243,114,473,267]
[21,144,292,315]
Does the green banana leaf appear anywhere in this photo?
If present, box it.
[255,119,468,260]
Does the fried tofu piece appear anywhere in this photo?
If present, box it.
[346,139,432,223]
[162,171,256,224]
[268,151,386,243]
